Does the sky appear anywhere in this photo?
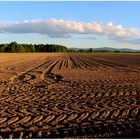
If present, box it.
[0,1,140,49]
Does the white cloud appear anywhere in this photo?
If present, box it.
[0,18,140,44]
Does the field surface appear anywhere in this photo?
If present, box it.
[0,53,140,138]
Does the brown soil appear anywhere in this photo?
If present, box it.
[0,53,140,138]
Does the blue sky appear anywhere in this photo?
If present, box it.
[0,1,140,49]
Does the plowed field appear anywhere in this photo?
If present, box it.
[0,53,140,138]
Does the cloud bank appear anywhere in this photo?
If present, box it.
[0,18,140,44]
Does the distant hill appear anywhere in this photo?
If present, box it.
[69,47,140,52]
[93,47,140,52]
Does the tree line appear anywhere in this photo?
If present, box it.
[0,42,68,53]
[1,42,139,53]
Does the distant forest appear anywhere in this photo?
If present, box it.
[0,42,94,53]
[0,42,68,52]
